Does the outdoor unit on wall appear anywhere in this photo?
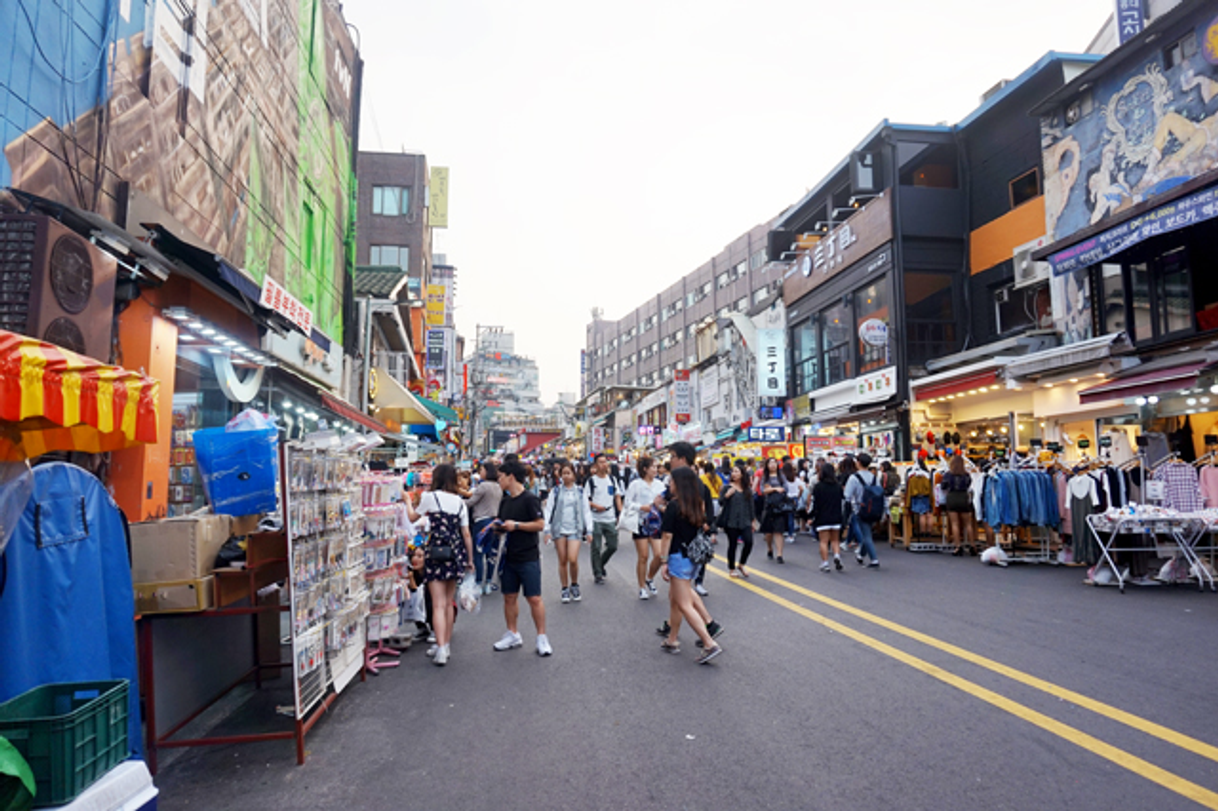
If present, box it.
[1012,235,1050,290]
[712,417,728,432]
[0,214,117,359]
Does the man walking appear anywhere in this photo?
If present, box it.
[585,453,622,585]
[844,452,882,568]
[491,459,552,656]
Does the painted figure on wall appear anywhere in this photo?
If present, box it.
[1041,12,1218,243]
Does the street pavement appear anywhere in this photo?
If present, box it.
[155,531,1218,810]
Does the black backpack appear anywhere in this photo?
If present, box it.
[853,472,886,524]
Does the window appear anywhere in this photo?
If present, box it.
[752,288,769,305]
[792,316,819,393]
[370,244,409,269]
[716,271,731,289]
[854,278,891,374]
[734,260,747,279]
[995,282,1051,335]
[1095,264,1125,335]
[661,365,672,379]
[821,301,852,385]
[686,291,697,307]
[623,327,635,342]
[1163,33,1197,69]
[735,296,748,312]
[717,306,730,318]
[372,186,409,216]
[609,338,618,351]
[749,250,766,271]
[1009,168,1041,209]
[905,272,957,365]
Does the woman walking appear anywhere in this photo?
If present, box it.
[624,456,667,600]
[406,463,475,665]
[810,462,846,573]
[658,466,724,663]
[466,461,503,594]
[782,461,805,546]
[543,461,594,603]
[944,453,977,556]
[758,457,788,563]
[719,464,755,578]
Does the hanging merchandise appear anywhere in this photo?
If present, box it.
[285,444,369,716]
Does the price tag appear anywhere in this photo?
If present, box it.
[1147,480,1166,501]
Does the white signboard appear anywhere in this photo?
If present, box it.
[591,427,605,454]
[756,328,787,398]
[672,371,692,423]
[700,365,720,409]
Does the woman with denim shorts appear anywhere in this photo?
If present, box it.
[658,467,723,664]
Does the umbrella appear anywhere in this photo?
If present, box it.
[0,329,159,461]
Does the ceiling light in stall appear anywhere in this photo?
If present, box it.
[1136,397,1148,406]
[1148,396,1159,404]
[1187,398,1198,406]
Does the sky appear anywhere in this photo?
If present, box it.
[342,0,1118,404]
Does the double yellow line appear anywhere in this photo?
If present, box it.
[709,559,1218,809]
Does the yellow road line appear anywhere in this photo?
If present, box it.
[714,557,1218,765]
[707,569,1218,809]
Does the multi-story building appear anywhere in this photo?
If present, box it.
[584,221,778,393]
[355,152,434,295]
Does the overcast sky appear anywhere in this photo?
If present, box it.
[343,0,1116,404]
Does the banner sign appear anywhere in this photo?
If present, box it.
[1047,184,1218,276]
[804,436,832,454]
[1116,0,1144,45]
[259,275,314,334]
[429,167,450,228]
[673,369,692,424]
[756,328,787,397]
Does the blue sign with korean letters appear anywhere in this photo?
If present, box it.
[748,426,787,443]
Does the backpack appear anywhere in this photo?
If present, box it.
[853,472,886,524]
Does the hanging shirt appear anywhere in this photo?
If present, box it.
[1067,474,1099,508]
[1152,462,1205,513]
[1200,466,1218,508]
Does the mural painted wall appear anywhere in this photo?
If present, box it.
[1041,10,1218,244]
[0,0,358,339]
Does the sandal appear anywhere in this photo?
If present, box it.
[660,640,681,654]
[738,567,750,579]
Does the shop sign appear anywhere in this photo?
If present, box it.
[792,394,812,421]
[265,327,343,391]
[832,438,859,455]
[858,318,888,348]
[747,426,787,443]
[590,427,605,454]
[784,195,893,307]
[856,367,896,402]
[804,436,832,455]
[426,329,445,369]
[425,284,447,327]
[756,328,787,397]
[1116,0,1144,45]
[259,275,313,334]
[673,370,692,423]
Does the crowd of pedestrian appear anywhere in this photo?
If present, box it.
[401,443,889,668]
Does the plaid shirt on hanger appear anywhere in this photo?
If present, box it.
[1151,463,1205,513]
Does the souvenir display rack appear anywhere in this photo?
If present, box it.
[362,473,410,674]
[285,443,369,758]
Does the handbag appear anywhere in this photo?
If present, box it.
[685,530,715,565]
[424,493,458,564]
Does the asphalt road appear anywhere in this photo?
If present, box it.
[155,531,1218,811]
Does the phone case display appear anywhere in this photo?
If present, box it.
[286,447,368,718]
[363,474,410,640]
[168,404,204,517]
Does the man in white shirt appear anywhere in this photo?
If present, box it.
[585,453,622,585]
[843,452,881,568]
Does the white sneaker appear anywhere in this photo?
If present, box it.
[427,634,436,644]
[646,579,658,595]
[639,587,650,600]
[694,583,709,597]
[426,644,438,657]
[493,631,523,651]
[433,644,449,666]
[536,634,553,657]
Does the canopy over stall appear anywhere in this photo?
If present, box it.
[0,329,159,461]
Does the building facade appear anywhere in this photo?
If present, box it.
[355,152,434,297]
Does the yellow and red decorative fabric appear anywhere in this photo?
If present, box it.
[0,329,159,461]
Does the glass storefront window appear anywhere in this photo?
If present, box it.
[854,277,890,374]
[821,302,852,385]
[792,316,819,393]
[1130,261,1151,341]
[905,272,956,365]
[1156,246,1191,336]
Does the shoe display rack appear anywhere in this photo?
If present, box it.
[285,442,369,761]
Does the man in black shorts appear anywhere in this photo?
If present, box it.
[491,459,552,656]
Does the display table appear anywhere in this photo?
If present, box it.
[1086,511,1212,593]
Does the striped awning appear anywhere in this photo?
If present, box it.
[0,329,159,461]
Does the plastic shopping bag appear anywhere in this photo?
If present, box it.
[457,572,481,614]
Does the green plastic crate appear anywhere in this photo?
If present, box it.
[0,680,129,807]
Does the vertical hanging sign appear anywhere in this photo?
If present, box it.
[756,328,787,397]
[672,370,692,424]
[1115,0,1144,45]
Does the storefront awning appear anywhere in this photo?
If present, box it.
[320,392,389,434]
[0,329,159,461]
[372,368,436,426]
[911,358,1013,402]
[1003,333,1129,380]
[420,398,459,425]
[1078,361,1211,405]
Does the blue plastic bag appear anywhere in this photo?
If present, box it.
[193,426,279,516]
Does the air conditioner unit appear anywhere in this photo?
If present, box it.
[0,214,117,359]
[1012,236,1049,290]
[711,417,728,432]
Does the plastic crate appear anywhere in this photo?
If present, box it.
[0,680,129,807]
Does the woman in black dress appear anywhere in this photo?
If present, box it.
[758,457,788,563]
[810,462,846,573]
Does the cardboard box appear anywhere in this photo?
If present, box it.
[130,514,232,582]
[134,576,215,614]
